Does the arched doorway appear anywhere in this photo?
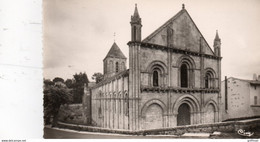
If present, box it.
[204,104,215,124]
[144,104,163,129]
[177,103,190,126]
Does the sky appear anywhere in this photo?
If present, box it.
[43,0,260,81]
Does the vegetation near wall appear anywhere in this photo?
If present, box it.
[57,104,85,125]
[44,72,90,126]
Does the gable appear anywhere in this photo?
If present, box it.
[142,9,214,55]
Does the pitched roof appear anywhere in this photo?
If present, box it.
[142,7,215,55]
[104,42,126,60]
[142,9,185,42]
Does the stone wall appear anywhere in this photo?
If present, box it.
[139,92,219,129]
[91,71,129,129]
[56,118,260,135]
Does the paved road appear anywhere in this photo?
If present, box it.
[44,127,180,139]
[44,127,260,139]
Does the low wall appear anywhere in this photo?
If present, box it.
[56,118,260,135]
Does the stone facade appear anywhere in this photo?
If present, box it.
[87,4,222,130]
[221,75,260,120]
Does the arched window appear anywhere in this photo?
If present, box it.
[109,60,113,73]
[205,74,209,88]
[205,70,215,89]
[115,62,119,73]
[147,61,167,87]
[153,70,159,87]
[181,64,188,87]
[177,56,196,88]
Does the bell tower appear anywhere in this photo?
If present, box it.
[103,42,126,79]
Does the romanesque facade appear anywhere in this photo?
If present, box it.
[89,4,222,130]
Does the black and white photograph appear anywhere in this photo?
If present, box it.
[42,0,260,139]
[1,0,260,141]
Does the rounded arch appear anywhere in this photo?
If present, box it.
[118,91,122,98]
[124,91,129,116]
[204,68,216,77]
[141,99,167,117]
[172,94,200,115]
[177,103,191,126]
[124,91,128,98]
[113,92,117,98]
[176,55,196,88]
[204,68,217,88]
[146,60,167,74]
[146,61,167,87]
[204,99,218,112]
[204,99,218,123]
[176,55,196,69]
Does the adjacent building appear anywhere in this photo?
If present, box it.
[86,4,222,130]
[221,75,260,120]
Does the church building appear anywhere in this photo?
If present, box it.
[88,4,222,130]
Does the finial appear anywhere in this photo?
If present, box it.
[182,4,185,9]
[113,32,116,42]
[135,3,137,7]
[215,30,220,40]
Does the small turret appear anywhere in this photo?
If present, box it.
[130,4,142,42]
[214,30,221,56]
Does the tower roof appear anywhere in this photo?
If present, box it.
[104,42,126,60]
[131,4,141,24]
[214,30,220,41]
[133,4,140,18]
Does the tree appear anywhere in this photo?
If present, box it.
[43,82,73,126]
[53,77,64,83]
[44,79,54,86]
[65,79,73,88]
[92,72,104,83]
[73,72,89,85]
[72,72,89,103]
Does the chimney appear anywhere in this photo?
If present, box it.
[225,76,228,110]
